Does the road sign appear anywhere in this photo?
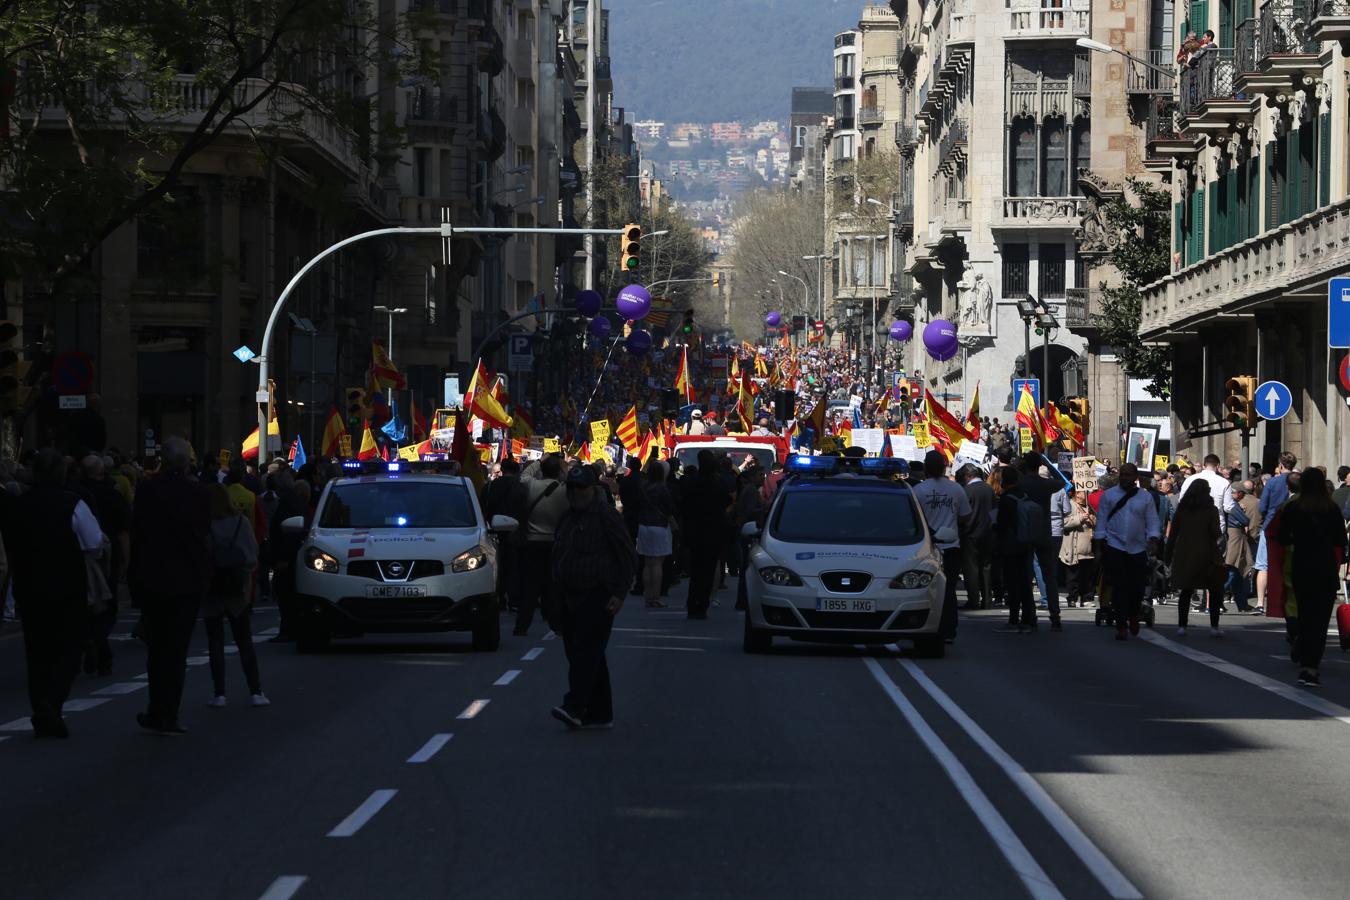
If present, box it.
[1012,378,1040,409]
[1330,277,1350,348]
[50,351,94,394]
[1255,379,1293,420]
[508,335,533,371]
[58,394,87,410]
[233,345,256,363]
[1339,355,1350,393]
[813,320,825,332]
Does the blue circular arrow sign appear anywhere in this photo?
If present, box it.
[1255,380,1292,420]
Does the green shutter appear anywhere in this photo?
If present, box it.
[1174,201,1185,267]
[1227,167,1239,246]
[1297,123,1316,218]
[1320,111,1332,207]
[1219,0,1233,49]
[1191,1,1210,36]
[1208,183,1219,253]
[1248,157,1261,237]
[1191,187,1207,264]
[1238,0,1254,22]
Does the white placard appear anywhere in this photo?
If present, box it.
[59,394,87,410]
[955,440,988,466]
[889,434,922,461]
[851,428,885,456]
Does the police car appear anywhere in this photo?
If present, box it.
[741,456,952,658]
[283,463,517,653]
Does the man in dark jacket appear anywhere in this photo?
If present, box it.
[549,465,638,730]
[993,466,1037,633]
[680,451,733,619]
[1018,452,1064,630]
[2,449,103,737]
[480,459,521,612]
[129,437,211,735]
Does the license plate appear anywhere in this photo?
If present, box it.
[365,584,429,599]
[816,597,876,613]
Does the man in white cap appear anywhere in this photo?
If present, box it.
[686,410,707,436]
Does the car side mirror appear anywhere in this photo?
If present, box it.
[933,526,958,545]
[490,515,519,533]
[280,516,307,535]
[740,521,761,541]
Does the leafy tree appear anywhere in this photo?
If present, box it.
[1095,177,1172,398]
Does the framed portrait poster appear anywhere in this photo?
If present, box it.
[1124,423,1161,471]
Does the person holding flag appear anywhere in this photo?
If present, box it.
[321,406,347,458]
[675,345,696,404]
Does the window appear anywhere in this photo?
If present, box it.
[1003,243,1030,297]
[1010,119,1036,196]
[1041,117,1067,196]
[1072,118,1091,192]
[137,187,205,280]
[772,488,925,545]
[1040,243,1066,298]
[415,147,430,196]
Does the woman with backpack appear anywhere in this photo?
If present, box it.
[1276,467,1348,687]
[1165,479,1224,637]
[204,484,267,708]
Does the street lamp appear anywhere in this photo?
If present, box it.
[1076,37,1174,78]
[372,305,409,402]
[803,254,826,321]
[1015,297,1040,379]
[776,270,811,317]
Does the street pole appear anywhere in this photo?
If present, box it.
[1022,318,1032,379]
[1042,327,1050,411]
[386,313,393,403]
[584,0,596,291]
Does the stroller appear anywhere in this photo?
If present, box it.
[1093,556,1160,629]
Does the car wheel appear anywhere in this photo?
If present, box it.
[913,637,945,659]
[472,606,501,652]
[742,610,772,653]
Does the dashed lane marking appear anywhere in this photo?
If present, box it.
[258,876,308,900]
[1,718,32,732]
[93,682,148,696]
[521,647,545,661]
[62,698,110,712]
[326,789,398,838]
[457,699,489,719]
[407,733,454,764]
[543,631,556,641]
[614,644,705,653]
[493,670,520,686]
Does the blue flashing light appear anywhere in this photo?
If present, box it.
[394,515,408,527]
[859,458,910,476]
[341,459,363,471]
[785,455,840,474]
[386,462,401,473]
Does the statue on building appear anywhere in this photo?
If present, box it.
[958,272,994,332]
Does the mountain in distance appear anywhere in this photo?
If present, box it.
[608,0,861,124]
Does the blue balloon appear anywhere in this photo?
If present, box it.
[616,284,653,320]
[588,316,612,339]
[575,289,602,318]
[923,319,959,362]
[625,329,653,356]
[765,311,782,328]
[889,320,913,342]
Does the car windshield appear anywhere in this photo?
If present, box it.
[676,446,776,470]
[770,487,924,545]
[318,481,477,529]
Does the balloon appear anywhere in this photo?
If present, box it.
[588,316,612,339]
[575,289,602,318]
[923,319,959,362]
[615,284,652,320]
[888,320,913,342]
[625,329,653,356]
[765,311,782,328]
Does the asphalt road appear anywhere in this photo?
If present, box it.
[3,586,1350,900]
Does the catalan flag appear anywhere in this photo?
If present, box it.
[616,405,641,455]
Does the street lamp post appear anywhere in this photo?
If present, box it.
[803,254,826,322]
[1076,37,1175,78]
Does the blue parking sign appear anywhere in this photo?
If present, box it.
[1332,278,1350,349]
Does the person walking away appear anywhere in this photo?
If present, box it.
[1225,480,1261,613]
[129,438,212,735]
[79,454,130,676]
[480,458,521,612]
[959,465,995,611]
[1276,468,1348,687]
[682,450,733,619]
[637,461,676,609]
[912,451,973,640]
[512,455,568,636]
[992,467,1037,632]
[549,465,637,729]
[256,472,283,605]
[1059,488,1096,609]
[1094,463,1161,640]
[1017,453,1064,629]
[203,484,267,707]
[1166,480,1225,637]
[1,450,104,737]
[1255,451,1297,612]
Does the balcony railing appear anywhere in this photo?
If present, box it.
[1007,0,1091,36]
[894,121,916,148]
[943,198,971,225]
[1073,54,1092,97]
[1311,2,1350,43]
[1145,98,1182,146]
[407,87,456,122]
[1179,48,1237,118]
[863,55,899,74]
[858,105,884,126]
[1261,2,1320,55]
[1000,196,1087,226]
[938,117,968,164]
[1127,49,1175,93]
[1065,287,1100,329]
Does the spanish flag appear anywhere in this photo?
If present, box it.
[736,365,755,433]
[241,409,280,461]
[1051,402,1083,448]
[357,422,379,460]
[675,346,695,404]
[369,339,406,392]
[925,389,975,460]
[801,397,827,441]
[510,406,535,441]
[616,405,641,455]
[725,355,739,397]
[1015,382,1047,450]
[467,360,513,430]
[965,381,981,439]
[410,399,429,443]
[321,406,347,457]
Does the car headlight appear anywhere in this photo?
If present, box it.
[758,565,803,587]
[451,547,487,573]
[305,547,339,574]
[889,570,934,590]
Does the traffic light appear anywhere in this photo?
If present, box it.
[791,315,806,333]
[1067,396,1090,441]
[0,320,29,414]
[681,309,695,335]
[345,386,370,425]
[774,389,796,423]
[620,223,641,272]
[1223,375,1257,429]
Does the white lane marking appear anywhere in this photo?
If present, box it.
[93,682,148,696]
[615,644,705,652]
[543,631,556,641]
[257,627,280,637]
[862,656,1065,900]
[494,670,520,686]
[898,659,1143,899]
[258,875,308,900]
[521,647,545,661]
[185,656,209,666]
[457,699,490,719]
[1140,630,1350,726]
[1269,654,1350,665]
[133,672,148,680]
[407,733,454,764]
[62,698,110,712]
[1,718,33,732]
[326,789,398,838]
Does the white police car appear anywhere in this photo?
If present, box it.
[741,456,951,658]
[283,463,516,653]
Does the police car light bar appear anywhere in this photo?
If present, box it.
[784,455,910,477]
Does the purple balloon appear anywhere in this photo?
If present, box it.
[575,289,602,318]
[889,320,913,342]
[588,316,612,339]
[625,329,653,356]
[923,319,959,362]
[615,284,653,321]
[765,311,782,328]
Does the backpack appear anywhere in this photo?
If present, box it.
[1015,496,1050,547]
[210,514,257,569]
[509,481,561,548]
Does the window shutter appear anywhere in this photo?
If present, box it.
[1297,123,1316,219]
[1247,156,1261,237]
[1320,111,1332,207]
[1219,0,1233,49]
[1174,201,1185,268]
[1268,138,1283,227]
[1194,188,1206,263]
[1208,181,1220,253]
[1227,167,1239,246]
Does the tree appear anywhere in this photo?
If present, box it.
[727,189,824,338]
[1095,178,1172,398]
[0,0,420,295]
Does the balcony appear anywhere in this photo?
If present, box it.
[863,55,900,76]
[894,121,917,150]
[892,190,915,239]
[937,117,968,172]
[1126,49,1175,95]
[1178,48,1256,133]
[891,271,918,313]
[1064,287,1102,331]
[1235,4,1323,96]
[1073,54,1092,98]
[995,196,1087,230]
[917,45,972,125]
[858,105,884,127]
[1310,1,1350,44]
[1144,98,1195,171]
[406,87,456,123]
[1140,197,1350,340]
[1006,0,1091,39]
[948,0,975,44]
[942,198,972,231]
